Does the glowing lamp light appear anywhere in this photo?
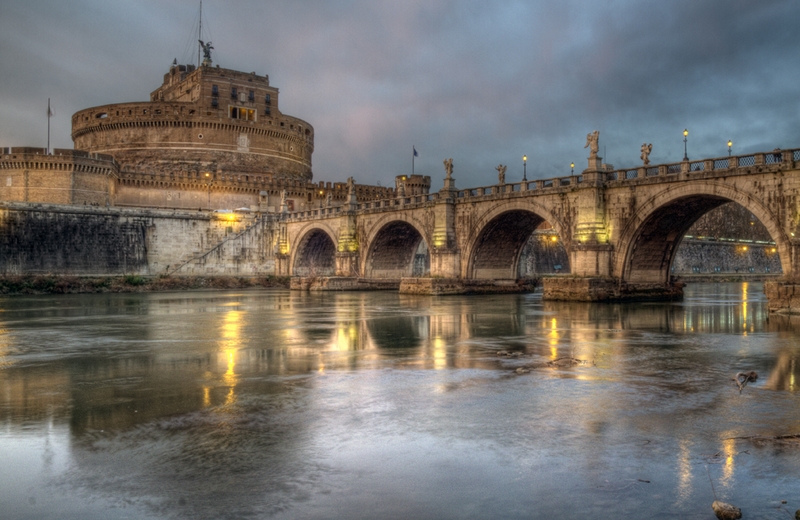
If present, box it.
[550,235,558,242]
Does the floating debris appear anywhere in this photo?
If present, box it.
[732,371,758,392]
[711,500,742,520]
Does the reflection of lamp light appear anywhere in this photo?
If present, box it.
[523,155,527,181]
[683,129,689,161]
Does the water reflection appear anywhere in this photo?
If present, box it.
[1,284,799,519]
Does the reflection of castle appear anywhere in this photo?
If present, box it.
[1,61,419,212]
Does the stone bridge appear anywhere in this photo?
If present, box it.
[276,147,800,310]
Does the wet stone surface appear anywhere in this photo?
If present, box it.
[0,283,799,519]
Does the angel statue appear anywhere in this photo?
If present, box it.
[280,189,287,206]
[199,40,214,61]
[325,191,332,207]
[640,143,653,166]
[443,158,454,179]
[496,164,506,185]
[584,130,600,158]
[346,176,355,194]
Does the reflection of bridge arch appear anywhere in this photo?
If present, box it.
[465,201,568,279]
[616,182,789,283]
[363,218,430,278]
[291,225,337,277]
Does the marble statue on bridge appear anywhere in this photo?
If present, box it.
[641,143,653,166]
[444,158,454,179]
[585,130,600,158]
[496,164,506,185]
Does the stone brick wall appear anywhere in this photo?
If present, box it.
[0,148,116,206]
[0,203,279,276]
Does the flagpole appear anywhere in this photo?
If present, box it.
[47,98,51,155]
[412,145,415,175]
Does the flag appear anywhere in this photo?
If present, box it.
[413,146,418,157]
[47,102,54,117]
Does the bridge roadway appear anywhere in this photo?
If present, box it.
[275,148,800,312]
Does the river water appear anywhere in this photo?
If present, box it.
[0,283,798,519]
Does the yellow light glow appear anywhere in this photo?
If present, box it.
[550,235,558,242]
[742,246,748,251]
[683,129,688,137]
[728,140,732,147]
[523,155,527,162]
[433,337,447,370]
[720,438,736,485]
[771,248,777,253]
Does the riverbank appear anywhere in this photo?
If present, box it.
[0,274,290,295]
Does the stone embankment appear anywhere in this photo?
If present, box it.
[0,274,289,295]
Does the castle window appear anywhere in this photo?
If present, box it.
[264,107,271,116]
[229,106,256,121]
[265,94,271,105]
[248,90,255,101]
[211,98,218,108]
[231,87,238,99]
[211,85,219,96]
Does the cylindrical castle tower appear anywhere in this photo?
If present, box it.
[71,62,315,210]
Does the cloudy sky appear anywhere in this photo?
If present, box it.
[1,0,798,189]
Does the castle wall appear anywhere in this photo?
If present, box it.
[0,203,279,276]
[0,148,116,206]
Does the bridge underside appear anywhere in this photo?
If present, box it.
[471,211,545,279]
[367,222,429,279]
[294,230,336,277]
[626,195,728,284]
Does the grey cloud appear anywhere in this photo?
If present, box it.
[0,0,797,189]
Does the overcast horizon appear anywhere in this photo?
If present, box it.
[1,0,798,189]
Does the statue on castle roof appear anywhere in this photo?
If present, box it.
[199,40,214,62]
[346,176,355,195]
[584,130,600,158]
[325,191,332,207]
[641,143,653,166]
[443,158,453,179]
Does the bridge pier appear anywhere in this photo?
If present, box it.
[764,280,800,314]
[542,277,683,302]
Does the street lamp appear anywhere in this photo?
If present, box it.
[683,129,689,161]
[728,140,732,157]
[523,155,527,181]
[570,162,574,175]
[204,172,213,209]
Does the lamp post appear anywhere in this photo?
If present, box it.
[570,162,574,175]
[683,129,689,161]
[728,140,732,157]
[523,155,527,181]
[204,172,213,209]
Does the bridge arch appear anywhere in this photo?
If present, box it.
[291,224,338,277]
[615,182,789,283]
[362,216,430,279]
[465,200,569,280]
